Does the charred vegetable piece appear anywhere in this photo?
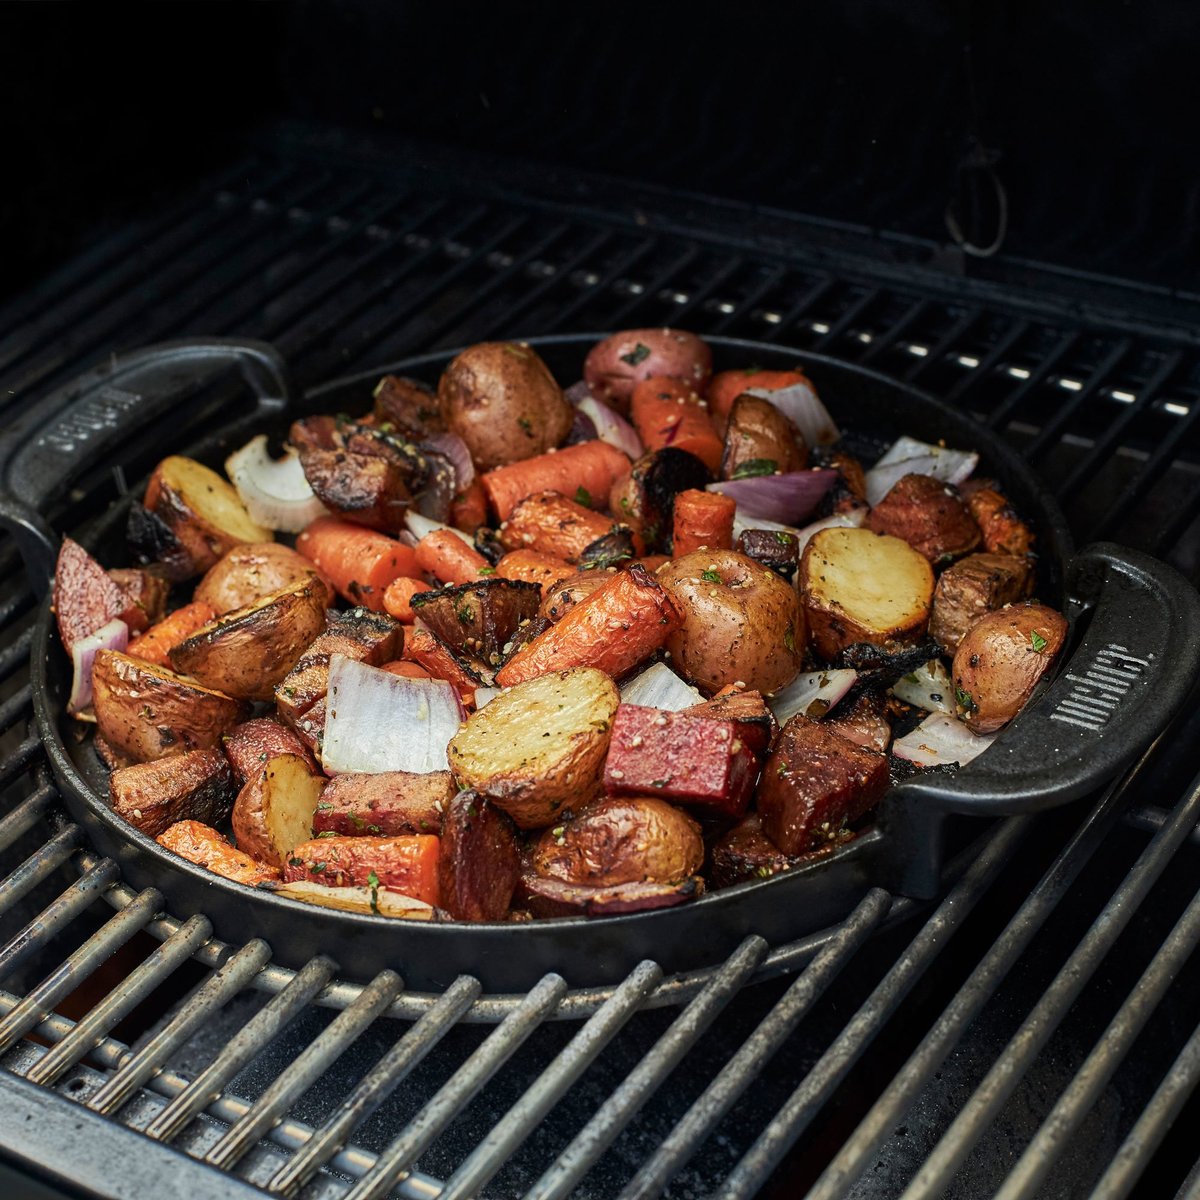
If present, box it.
[157,820,281,886]
[800,528,935,661]
[288,415,342,452]
[92,650,248,763]
[720,393,808,480]
[952,602,1068,733]
[609,447,712,553]
[578,525,638,570]
[231,752,325,868]
[438,790,521,920]
[835,637,943,687]
[866,473,981,564]
[519,873,703,918]
[283,834,442,906]
[274,607,402,726]
[125,501,195,582]
[825,689,892,753]
[709,812,854,888]
[110,748,235,838]
[736,528,800,580]
[756,716,890,855]
[929,552,1035,655]
[448,667,620,829]
[964,485,1036,558]
[532,795,704,886]
[299,447,412,532]
[373,374,445,438]
[403,624,491,689]
[498,491,619,563]
[169,577,328,702]
[313,771,454,837]
[682,688,778,757]
[223,718,317,786]
[603,705,760,818]
[410,578,542,668]
[109,568,169,634]
[54,538,131,654]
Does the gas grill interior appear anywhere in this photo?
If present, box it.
[3,5,1200,1198]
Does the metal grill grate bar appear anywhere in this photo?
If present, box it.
[601,247,704,329]
[0,825,82,916]
[901,309,983,383]
[981,329,1080,428]
[941,318,1031,405]
[707,266,788,337]
[537,238,659,331]
[0,780,57,850]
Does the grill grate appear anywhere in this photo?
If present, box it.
[1,128,1200,1197]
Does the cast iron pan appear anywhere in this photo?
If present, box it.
[2,335,1198,993]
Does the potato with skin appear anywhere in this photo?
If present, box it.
[223,717,317,785]
[110,749,236,837]
[583,328,713,413]
[142,455,273,578]
[232,753,324,868]
[448,667,620,829]
[157,819,280,886]
[658,549,804,696]
[195,542,334,614]
[298,447,412,532]
[952,602,1068,733]
[720,393,808,480]
[532,795,704,887]
[438,342,573,472]
[92,650,248,762]
[800,528,935,661]
[866,473,981,564]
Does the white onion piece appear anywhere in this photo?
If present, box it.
[421,433,475,491]
[70,618,128,714]
[575,395,643,461]
[892,660,955,715]
[474,687,501,709]
[709,469,836,525]
[225,435,329,533]
[404,510,473,547]
[747,381,840,446]
[620,662,703,711]
[769,669,858,724]
[864,438,979,506]
[322,655,465,775]
[893,713,996,768]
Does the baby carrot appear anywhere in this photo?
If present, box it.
[481,439,631,521]
[414,529,491,585]
[403,627,482,704]
[296,517,419,611]
[126,601,216,669]
[382,576,433,623]
[284,835,442,905]
[495,549,575,592]
[494,564,683,687]
[672,488,736,556]
[630,377,723,473]
[451,477,489,532]
[499,491,618,562]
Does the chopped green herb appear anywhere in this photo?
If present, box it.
[575,485,592,507]
[315,830,338,839]
[1030,630,1048,654]
[367,870,381,915]
[517,416,533,434]
[774,530,796,546]
[755,865,774,878]
[478,566,495,575]
[503,343,530,359]
[701,568,722,584]
[730,458,778,480]
[956,687,977,713]
[456,602,474,625]
[619,342,652,366]
[310,862,327,874]
[784,626,795,652]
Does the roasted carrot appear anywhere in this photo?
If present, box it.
[672,488,736,556]
[380,659,432,680]
[495,549,575,592]
[707,368,812,428]
[451,477,489,532]
[630,377,724,473]
[382,576,433,623]
[126,601,217,669]
[414,529,491,585]
[404,626,483,702]
[481,439,631,522]
[284,834,442,905]
[495,564,683,687]
[296,517,419,612]
[499,491,618,562]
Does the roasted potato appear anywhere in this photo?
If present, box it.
[92,650,248,762]
[658,549,804,695]
[438,341,573,472]
[519,873,703,918]
[532,795,704,887]
[222,717,317,785]
[800,528,935,661]
[142,455,273,578]
[929,552,1035,655]
[372,373,446,439]
[270,879,438,919]
[299,447,412,531]
[438,790,521,920]
[952,602,1068,733]
[110,748,236,837]
[157,819,280,886]
[313,770,454,836]
[583,328,713,412]
[168,577,327,701]
[195,542,335,614]
[447,667,620,828]
[283,834,442,906]
[866,473,981,563]
[720,393,808,480]
[232,752,324,867]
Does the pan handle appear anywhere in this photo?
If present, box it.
[879,542,1200,897]
[0,338,295,598]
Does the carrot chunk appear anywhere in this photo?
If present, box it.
[481,439,631,522]
[296,517,419,611]
[414,529,491,585]
[671,489,736,556]
[382,576,433,623]
[630,377,723,473]
[126,601,217,669]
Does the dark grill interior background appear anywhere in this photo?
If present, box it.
[4,4,1200,1198]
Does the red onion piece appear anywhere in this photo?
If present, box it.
[70,618,128,715]
[747,381,840,446]
[892,660,955,715]
[421,432,475,491]
[322,655,465,775]
[769,668,858,724]
[574,395,644,461]
[893,713,995,768]
[567,408,598,446]
[865,437,979,506]
[709,469,837,525]
[225,435,329,533]
[619,662,703,711]
[564,380,593,406]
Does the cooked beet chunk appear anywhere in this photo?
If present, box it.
[438,790,521,921]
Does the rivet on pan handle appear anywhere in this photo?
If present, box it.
[880,542,1200,898]
[0,338,295,598]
